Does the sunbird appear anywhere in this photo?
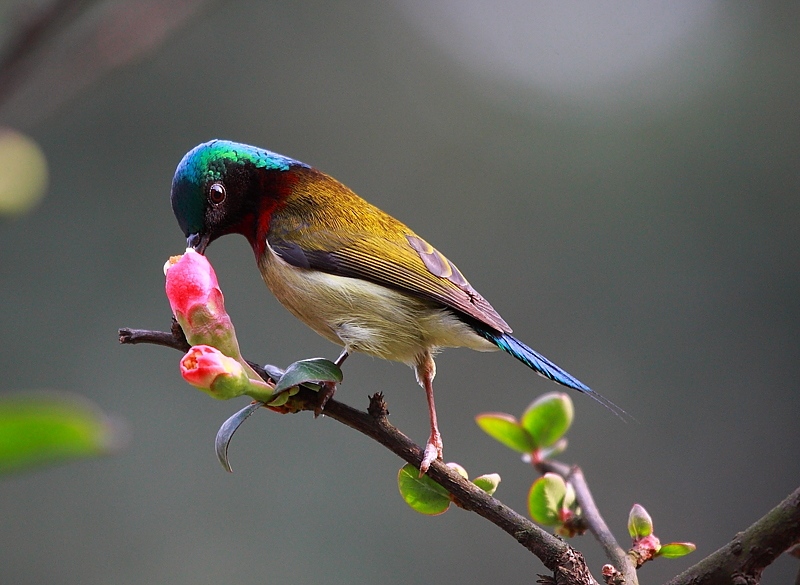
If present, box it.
[170,140,620,473]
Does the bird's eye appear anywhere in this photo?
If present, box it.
[208,182,226,204]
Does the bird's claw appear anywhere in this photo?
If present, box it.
[314,380,337,417]
[419,437,443,476]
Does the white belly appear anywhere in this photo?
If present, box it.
[258,244,497,365]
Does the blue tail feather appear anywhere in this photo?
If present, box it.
[478,330,629,420]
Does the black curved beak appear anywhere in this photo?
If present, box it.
[187,233,210,254]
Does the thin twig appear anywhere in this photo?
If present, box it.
[0,0,91,107]
[538,460,639,585]
[119,325,598,585]
[119,324,276,382]
[0,0,214,125]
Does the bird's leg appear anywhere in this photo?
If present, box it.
[416,352,443,475]
[315,349,349,417]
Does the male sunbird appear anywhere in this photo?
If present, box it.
[170,139,619,473]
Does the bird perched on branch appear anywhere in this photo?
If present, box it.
[170,139,620,473]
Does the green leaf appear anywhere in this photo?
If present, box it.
[267,391,289,407]
[446,462,468,479]
[397,464,451,515]
[0,392,123,475]
[266,384,300,407]
[521,392,574,449]
[273,358,343,393]
[475,413,534,453]
[628,503,654,538]
[528,472,567,525]
[472,473,501,496]
[657,542,696,558]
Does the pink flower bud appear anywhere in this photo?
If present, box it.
[167,251,278,403]
[180,345,246,398]
[180,345,278,402]
[165,249,224,326]
[165,249,240,358]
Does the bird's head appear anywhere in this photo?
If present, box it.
[170,139,309,254]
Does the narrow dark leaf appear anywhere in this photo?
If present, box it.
[215,402,263,472]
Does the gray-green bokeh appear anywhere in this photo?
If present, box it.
[1,2,798,583]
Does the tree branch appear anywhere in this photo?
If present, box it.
[0,0,90,108]
[119,325,598,585]
[120,324,800,585]
[663,485,800,585]
[0,0,214,126]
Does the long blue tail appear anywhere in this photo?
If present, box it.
[477,329,628,419]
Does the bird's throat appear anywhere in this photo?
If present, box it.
[248,170,306,259]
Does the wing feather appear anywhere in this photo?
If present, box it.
[266,170,511,333]
[268,227,511,333]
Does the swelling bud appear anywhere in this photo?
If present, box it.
[180,345,277,402]
[181,345,249,399]
[165,250,277,402]
[165,249,239,358]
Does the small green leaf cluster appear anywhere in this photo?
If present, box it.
[528,472,585,537]
[397,462,500,515]
[476,392,573,464]
[476,392,582,534]
[627,503,696,566]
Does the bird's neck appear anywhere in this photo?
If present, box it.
[242,167,321,259]
[241,166,362,260]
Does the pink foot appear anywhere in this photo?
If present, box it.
[419,433,443,475]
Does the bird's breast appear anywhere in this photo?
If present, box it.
[257,243,496,364]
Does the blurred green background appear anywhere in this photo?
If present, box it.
[1,1,798,583]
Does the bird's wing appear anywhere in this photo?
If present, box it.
[267,228,511,333]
